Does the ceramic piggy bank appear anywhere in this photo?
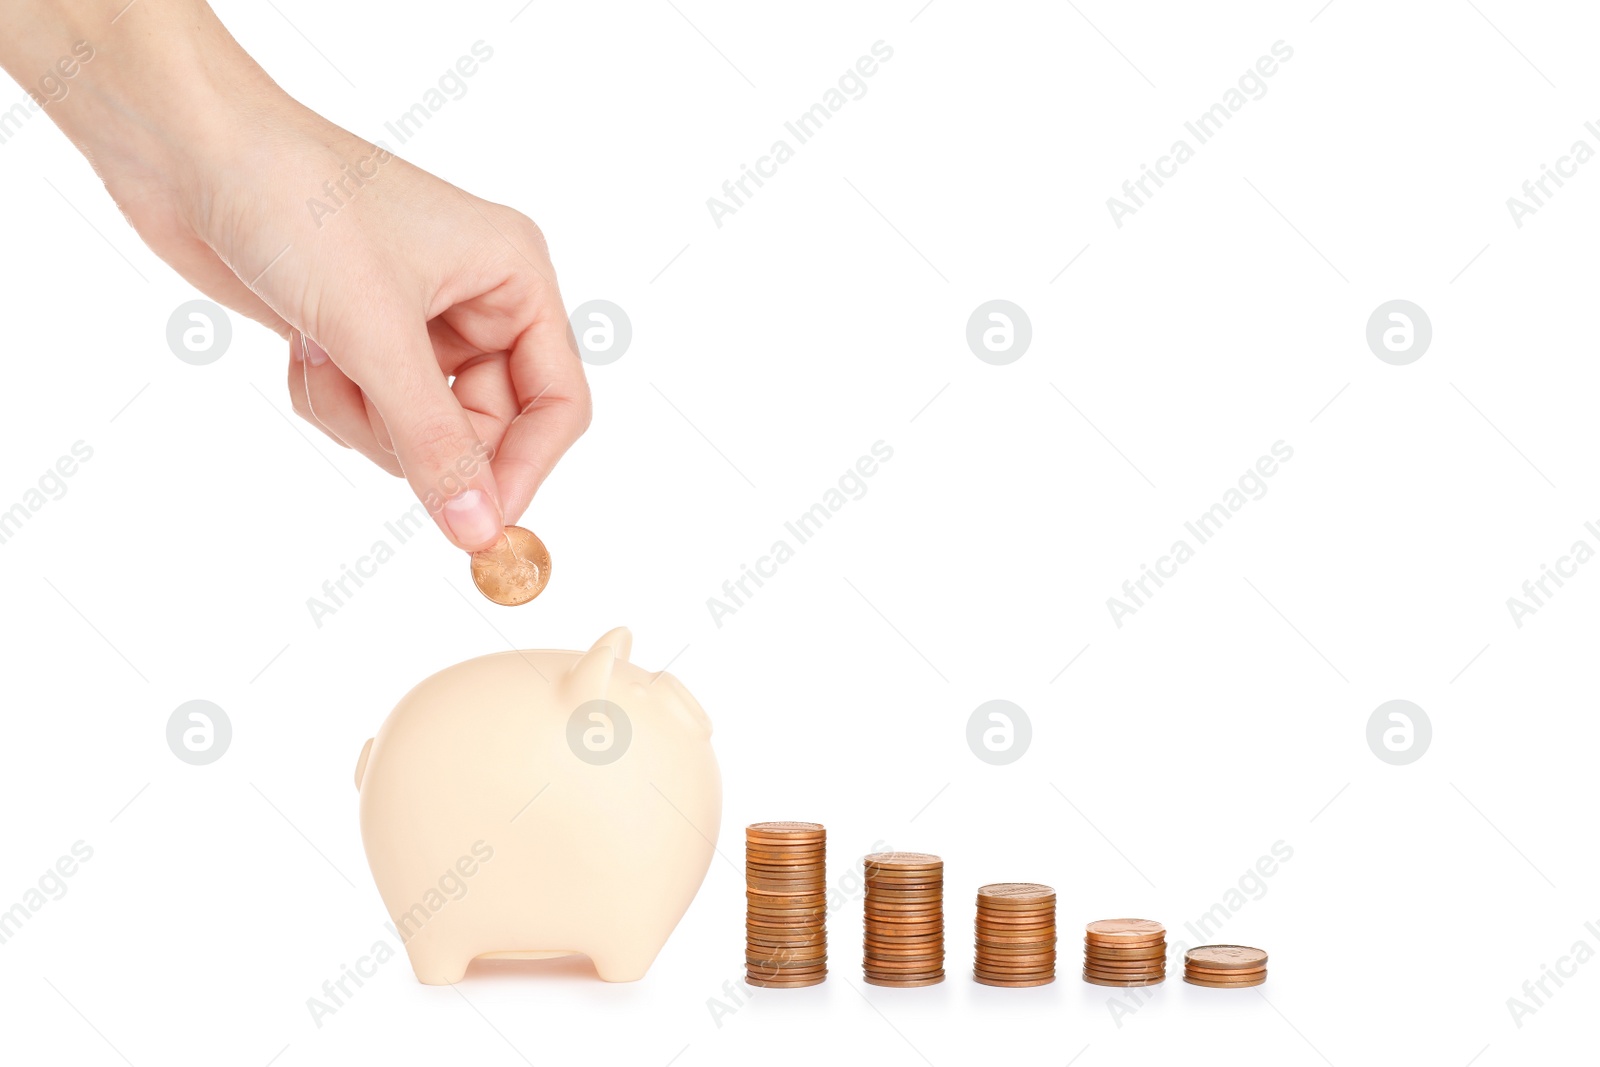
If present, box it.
[354,627,720,984]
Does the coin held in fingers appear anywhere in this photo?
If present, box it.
[470,526,551,606]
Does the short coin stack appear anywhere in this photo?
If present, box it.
[745,822,827,988]
[1183,944,1267,988]
[1082,918,1167,986]
[862,852,945,987]
[973,883,1056,986]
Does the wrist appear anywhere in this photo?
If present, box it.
[5,1,294,191]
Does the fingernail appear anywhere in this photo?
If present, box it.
[289,330,303,362]
[303,336,330,367]
[442,489,501,550]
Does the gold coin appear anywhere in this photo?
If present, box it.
[1184,945,1268,970]
[469,526,551,606]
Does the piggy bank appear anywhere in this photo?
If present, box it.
[354,627,720,984]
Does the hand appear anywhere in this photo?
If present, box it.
[3,1,590,552]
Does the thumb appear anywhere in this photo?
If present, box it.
[356,330,504,552]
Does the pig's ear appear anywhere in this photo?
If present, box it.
[592,626,632,663]
[564,640,617,699]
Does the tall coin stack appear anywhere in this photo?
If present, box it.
[1183,944,1267,988]
[745,821,827,988]
[862,852,945,987]
[973,883,1056,987]
[1082,918,1167,986]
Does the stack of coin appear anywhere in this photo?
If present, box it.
[745,822,827,988]
[862,852,945,987]
[1183,945,1267,988]
[1082,918,1167,986]
[973,883,1056,987]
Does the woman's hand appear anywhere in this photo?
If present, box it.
[4,0,590,551]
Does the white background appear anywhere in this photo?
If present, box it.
[2,0,1597,1064]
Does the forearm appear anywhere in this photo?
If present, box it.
[0,0,285,176]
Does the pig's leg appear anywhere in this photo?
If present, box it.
[401,926,473,985]
[587,940,665,983]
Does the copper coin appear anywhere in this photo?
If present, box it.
[976,948,1057,961]
[1084,959,1167,974]
[863,974,945,987]
[865,929,942,941]
[1083,956,1166,970]
[977,930,1054,944]
[866,921,943,933]
[976,907,1055,921]
[975,958,1057,972]
[1084,958,1166,972]
[1084,970,1165,984]
[1185,945,1268,970]
[1083,937,1165,952]
[976,883,1055,903]
[746,962,828,976]
[745,857,825,870]
[745,975,826,988]
[1082,972,1165,987]
[1184,974,1265,988]
[975,974,1055,987]
[864,952,944,964]
[975,896,1056,909]
[1086,943,1167,960]
[1186,966,1266,979]
[975,910,1057,924]
[863,852,943,868]
[972,953,1062,972]
[978,942,1055,953]
[865,956,948,971]
[747,821,825,835]
[865,968,946,981]
[747,894,825,905]
[745,852,825,866]
[470,526,551,605]
[976,920,1056,934]
[747,954,828,968]
[747,940,825,952]
[1085,919,1164,942]
[866,901,944,913]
